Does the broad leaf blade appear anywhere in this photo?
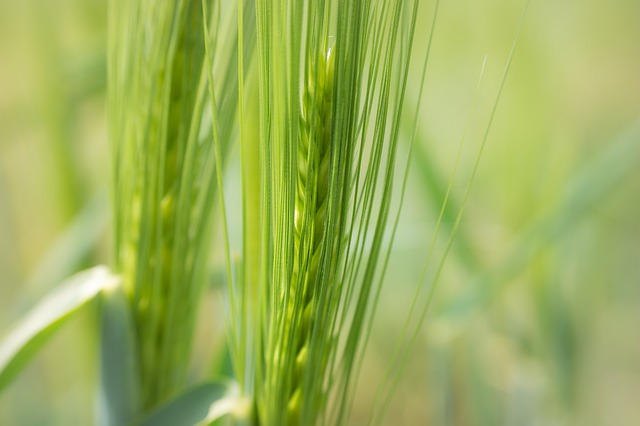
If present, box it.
[137,381,244,426]
[0,265,118,392]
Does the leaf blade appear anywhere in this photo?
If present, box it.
[96,282,141,426]
[0,265,118,392]
[137,381,244,426]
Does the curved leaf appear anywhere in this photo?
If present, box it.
[0,265,118,392]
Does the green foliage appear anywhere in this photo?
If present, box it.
[97,282,141,426]
[137,381,243,426]
[8,0,640,425]
[0,266,118,393]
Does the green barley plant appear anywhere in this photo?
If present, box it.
[106,0,258,418]
[6,0,640,425]
[224,1,529,424]
[108,0,220,410]
[223,0,443,424]
[0,0,525,424]
[0,0,472,423]
[1,0,251,423]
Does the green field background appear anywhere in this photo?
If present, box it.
[1,0,639,424]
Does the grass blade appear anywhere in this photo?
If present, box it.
[0,266,118,392]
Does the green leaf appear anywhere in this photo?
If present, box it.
[137,381,246,426]
[96,283,141,426]
[0,265,118,392]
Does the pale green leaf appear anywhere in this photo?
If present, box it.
[96,283,141,426]
[0,266,118,392]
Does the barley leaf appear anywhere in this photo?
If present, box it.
[97,282,141,426]
[0,266,119,393]
[136,381,244,426]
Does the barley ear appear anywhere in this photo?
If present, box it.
[285,47,335,424]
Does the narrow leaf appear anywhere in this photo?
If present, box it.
[0,266,119,392]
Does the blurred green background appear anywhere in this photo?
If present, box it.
[0,0,638,424]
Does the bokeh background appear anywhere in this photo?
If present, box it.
[1,0,639,424]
